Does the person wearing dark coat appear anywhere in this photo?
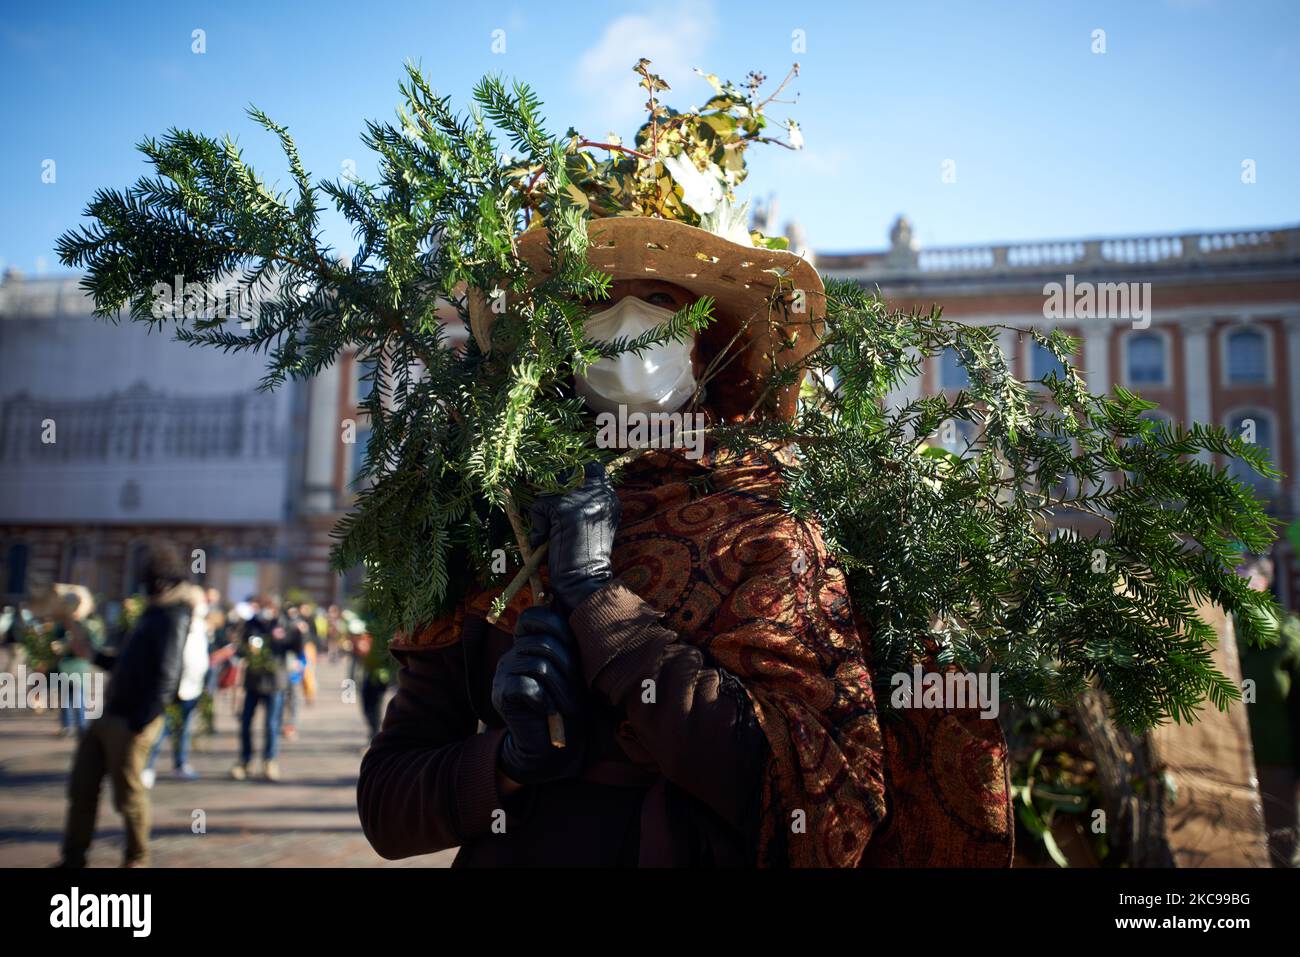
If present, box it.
[57,541,199,868]
[356,217,1014,867]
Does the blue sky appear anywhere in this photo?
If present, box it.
[3,0,1297,274]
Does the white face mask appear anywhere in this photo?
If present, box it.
[575,297,697,415]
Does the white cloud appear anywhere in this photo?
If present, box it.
[571,1,717,133]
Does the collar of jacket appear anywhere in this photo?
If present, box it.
[148,582,203,608]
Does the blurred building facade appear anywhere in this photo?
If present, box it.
[0,271,367,606]
[819,219,1300,610]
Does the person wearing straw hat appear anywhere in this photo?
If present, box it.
[357,213,1013,867]
[30,583,99,738]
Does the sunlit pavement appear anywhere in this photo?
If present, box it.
[0,656,454,867]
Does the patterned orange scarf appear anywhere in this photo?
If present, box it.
[403,444,1013,866]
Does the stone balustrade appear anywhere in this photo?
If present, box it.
[819,224,1300,279]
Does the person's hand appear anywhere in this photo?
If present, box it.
[528,461,621,615]
[491,607,587,786]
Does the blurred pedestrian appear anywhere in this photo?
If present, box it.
[54,617,101,738]
[281,608,312,740]
[29,584,99,737]
[297,602,320,648]
[231,596,303,782]
[301,640,317,705]
[141,589,211,786]
[57,542,201,868]
[0,604,21,673]
[325,604,342,662]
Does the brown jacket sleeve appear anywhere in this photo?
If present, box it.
[356,637,510,860]
[568,580,768,835]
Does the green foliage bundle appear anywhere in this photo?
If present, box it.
[19,620,61,673]
[56,60,1281,730]
[772,303,1281,729]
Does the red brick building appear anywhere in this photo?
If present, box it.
[819,219,1300,609]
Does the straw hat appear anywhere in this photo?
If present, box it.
[28,583,96,623]
[513,216,826,421]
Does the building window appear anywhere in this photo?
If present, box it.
[938,418,977,454]
[1226,409,1277,498]
[1125,333,1166,387]
[1031,341,1067,382]
[939,347,969,390]
[125,542,147,596]
[357,358,378,405]
[226,561,260,606]
[5,543,30,596]
[1225,327,1267,384]
[351,426,372,486]
[1033,430,1078,502]
[62,541,95,589]
[192,544,209,585]
[1128,410,1172,446]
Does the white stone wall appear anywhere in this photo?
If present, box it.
[0,278,298,525]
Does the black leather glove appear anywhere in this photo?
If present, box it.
[492,607,587,786]
[528,461,621,615]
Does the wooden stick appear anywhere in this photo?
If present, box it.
[489,522,565,750]
[546,713,566,751]
[485,541,549,625]
[503,498,545,610]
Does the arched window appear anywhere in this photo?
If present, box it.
[1128,410,1172,447]
[1031,341,1067,382]
[938,418,977,454]
[1226,328,1267,384]
[1126,333,1166,386]
[1226,409,1277,497]
[939,347,969,390]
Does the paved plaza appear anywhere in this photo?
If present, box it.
[0,656,454,868]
